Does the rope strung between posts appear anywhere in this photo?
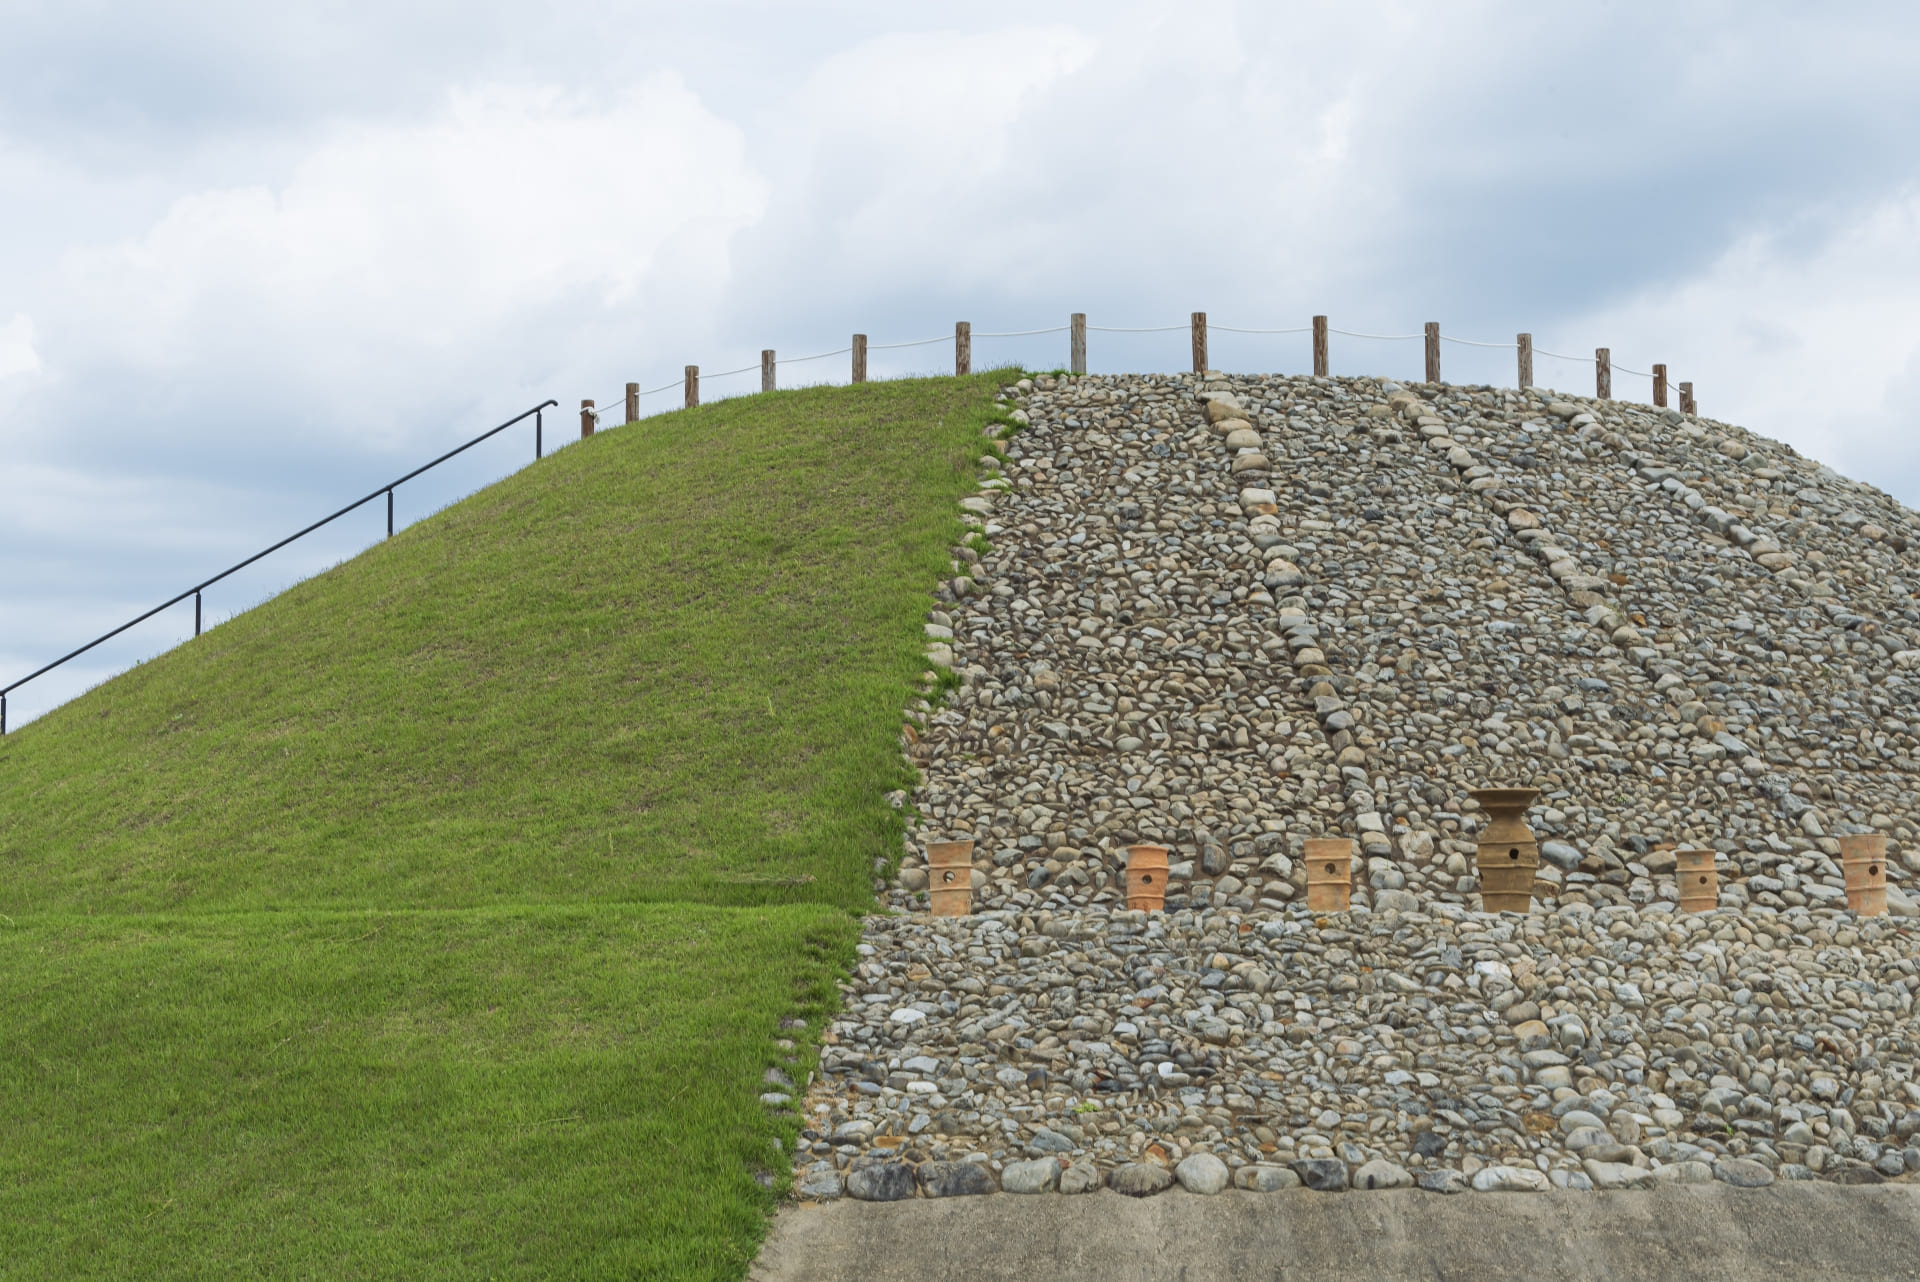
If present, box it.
[775,345,854,364]
[587,377,680,418]
[972,325,1071,338]
[867,334,949,351]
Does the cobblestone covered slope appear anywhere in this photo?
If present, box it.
[792,371,1920,1203]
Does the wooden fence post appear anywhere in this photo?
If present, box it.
[1595,348,1611,400]
[1679,381,1695,415]
[1070,313,1086,375]
[1191,312,1207,374]
[1424,322,1440,384]
[685,365,699,409]
[762,350,776,394]
[955,322,971,376]
[1312,315,1328,377]
[1652,364,1667,408]
[852,335,867,383]
[625,383,639,424]
[1517,334,1533,389]
[580,400,595,439]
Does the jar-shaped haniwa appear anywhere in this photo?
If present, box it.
[1469,788,1541,914]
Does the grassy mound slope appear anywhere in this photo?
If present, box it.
[1,376,1002,915]
[0,374,1009,1278]
[0,904,854,1280]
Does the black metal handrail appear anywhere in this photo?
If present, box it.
[1,399,559,734]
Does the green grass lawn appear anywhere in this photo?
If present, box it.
[0,374,1012,1278]
[0,903,854,1279]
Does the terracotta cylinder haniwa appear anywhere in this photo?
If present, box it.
[1675,848,1718,913]
[1840,833,1888,918]
[1469,788,1541,914]
[1304,838,1354,912]
[926,839,974,918]
[1125,845,1169,913]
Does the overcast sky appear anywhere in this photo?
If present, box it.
[4,0,1919,726]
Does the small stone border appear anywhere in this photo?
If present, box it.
[802,1148,1808,1202]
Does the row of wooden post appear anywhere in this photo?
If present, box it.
[578,314,1696,439]
[1194,313,1695,415]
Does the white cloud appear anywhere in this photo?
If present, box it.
[1561,190,1920,487]
[0,459,240,554]
[51,77,767,446]
[791,26,1094,163]
[0,313,40,379]
[750,25,1095,289]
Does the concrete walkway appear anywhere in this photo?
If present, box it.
[751,1186,1920,1282]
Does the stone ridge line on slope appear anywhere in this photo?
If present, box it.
[904,373,1918,916]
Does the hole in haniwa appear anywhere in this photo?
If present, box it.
[1508,848,1520,861]
[1324,863,1337,875]
[942,871,956,883]
[1142,874,1154,885]
[1697,875,1709,885]
[1869,864,1881,877]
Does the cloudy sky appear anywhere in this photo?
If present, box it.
[4,0,1919,726]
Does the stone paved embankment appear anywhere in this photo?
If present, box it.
[787,371,1920,1203]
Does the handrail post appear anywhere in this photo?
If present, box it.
[955,322,971,376]
[1070,314,1086,375]
[580,400,595,439]
[852,336,867,384]
[1679,381,1696,415]
[386,489,394,538]
[1313,315,1329,377]
[685,366,699,409]
[195,591,202,637]
[1596,348,1612,400]
[1191,312,1207,374]
[762,349,776,393]
[3,693,9,736]
[1517,334,1533,389]
[536,408,543,459]
[1653,363,1668,407]
[1424,322,1441,383]
[625,383,639,424]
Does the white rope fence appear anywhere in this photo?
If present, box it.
[1331,327,1423,341]
[573,312,1699,433]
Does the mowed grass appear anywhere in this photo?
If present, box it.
[0,903,856,1279]
[0,375,1007,915]
[0,374,1011,1277]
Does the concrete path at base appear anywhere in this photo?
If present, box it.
[751,1186,1920,1282]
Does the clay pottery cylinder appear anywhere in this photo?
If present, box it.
[1304,838,1354,912]
[1469,788,1541,914]
[1675,848,1718,913]
[926,839,974,918]
[1840,833,1888,917]
[1125,845,1169,912]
